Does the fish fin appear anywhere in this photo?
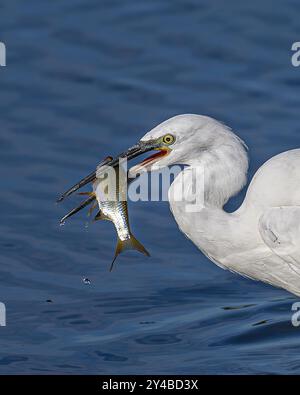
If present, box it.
[128,233,151,258]
[109,234,150,272]
[59,195,96,224]
[93,210,111,222]
[87,202,98,217]
[78,192,95,197]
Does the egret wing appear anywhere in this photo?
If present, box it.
[259,206,300,275]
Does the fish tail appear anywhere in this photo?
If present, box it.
[110,234,150,271]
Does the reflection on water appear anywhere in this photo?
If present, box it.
[1,0,300,374]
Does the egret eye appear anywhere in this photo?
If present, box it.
[162,134,175,145]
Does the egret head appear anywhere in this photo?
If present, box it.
[128,114,248,177]
[57,114,248,204]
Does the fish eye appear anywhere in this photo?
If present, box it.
[162,134,175,145]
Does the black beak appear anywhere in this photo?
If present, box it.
[56,142,154,203]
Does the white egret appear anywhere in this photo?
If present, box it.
[58,114,300,296]
[128,114,300,297]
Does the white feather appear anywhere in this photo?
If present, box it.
[135,114,300,296]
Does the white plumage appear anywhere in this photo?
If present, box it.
[130,114,300,296]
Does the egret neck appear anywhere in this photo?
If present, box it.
[168,131,251,268]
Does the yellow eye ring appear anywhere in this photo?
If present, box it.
[162,134,175,145]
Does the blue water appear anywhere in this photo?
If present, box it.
[1,0,300,374]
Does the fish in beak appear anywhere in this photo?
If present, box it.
[56,141,161,203]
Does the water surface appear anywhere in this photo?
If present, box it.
[1,0,300,374]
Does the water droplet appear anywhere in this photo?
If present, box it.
[60,221,65,227]
[83,278,91,285]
